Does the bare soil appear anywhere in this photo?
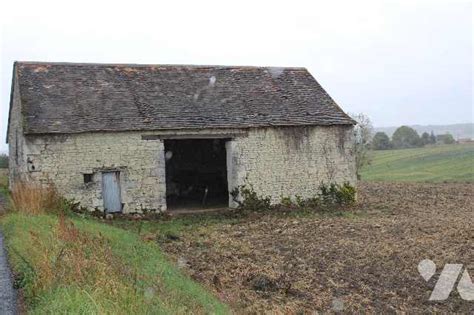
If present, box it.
[160,182,474,313]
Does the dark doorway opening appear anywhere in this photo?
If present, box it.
[164,139,229,210]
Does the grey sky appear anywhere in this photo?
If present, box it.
[0,0,472,153]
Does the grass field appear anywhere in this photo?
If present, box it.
[361,143,474,182]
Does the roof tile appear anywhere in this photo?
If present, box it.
[16,62,354,134]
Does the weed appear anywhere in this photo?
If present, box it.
[232,182,356,212]
[279,196,294,208]
[231,185,271,211]
[10,181,74,215]
[319,182,356,207]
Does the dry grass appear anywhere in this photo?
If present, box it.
[0,169,8,188]
[10,181,63,215]
[26,215,132,302]
[0,169,8,213]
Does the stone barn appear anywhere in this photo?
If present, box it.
[7,62,356,213]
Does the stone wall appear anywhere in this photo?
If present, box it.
[7,70,26,189]
[20,132,167,212]
[8,124,355,213]
[227,126,356,206]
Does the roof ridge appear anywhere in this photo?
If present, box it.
[15,61,308,71]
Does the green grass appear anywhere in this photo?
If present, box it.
[0,213,229,314]
[361,143,474,182]
[0,169,8,196]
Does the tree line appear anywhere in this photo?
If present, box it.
[371,126,456,150]
[350,114,459,178]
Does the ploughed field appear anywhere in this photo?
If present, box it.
[156,182,473,313]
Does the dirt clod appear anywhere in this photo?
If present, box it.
[249,274,279,292]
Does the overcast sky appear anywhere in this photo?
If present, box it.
[0,0,472,153]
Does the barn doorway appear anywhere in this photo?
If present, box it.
[164,139,229,210]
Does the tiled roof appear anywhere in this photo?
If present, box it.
[15,62,354,134]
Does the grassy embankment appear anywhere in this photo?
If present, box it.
[0,170,229,314]
[361,143,474,182]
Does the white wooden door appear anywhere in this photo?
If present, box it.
[102,171,122,213]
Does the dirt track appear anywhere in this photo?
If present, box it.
[161,182,474,313]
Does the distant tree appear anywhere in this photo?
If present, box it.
[444,133,456,144]
[421,132,430,146]
[429,131,437,144]
[392,126,422,149]
[0,154,8,168]
[436,133,456,145]
[372,132,391,150]
[350,113,374,179]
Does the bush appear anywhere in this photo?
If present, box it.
[294,195,321,209]
[279,196,294,208]
[0,154,8,168]
[437,133,456,145]
[232,182,356,212]
[10,181,74,215]
[231,185,271,211]
[319,182,356,207]
[283,183,356,209]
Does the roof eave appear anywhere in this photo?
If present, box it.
[22,121,356,136]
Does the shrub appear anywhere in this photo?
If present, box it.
[292,194,321,208]
[336,182,357,205]
[319,182,356,207]
[436,133,456,145]
[0,170,8,195]
[10,181,73,215]
[231,182,356,212]
[231,185,271,211]
[279,196,294,208]
[279,183,356,210]
[0,154,8,168]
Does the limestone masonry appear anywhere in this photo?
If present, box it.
[8,62,356,213]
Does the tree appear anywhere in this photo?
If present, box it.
[350,113,374,179]
[392,126,422,149]
[437,133,456,145]
[0,154,8,168]
[421,132,430,146]
[372,132,391,150]
[429,131,437,144]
